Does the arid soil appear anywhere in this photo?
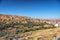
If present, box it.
[27,27,60,40]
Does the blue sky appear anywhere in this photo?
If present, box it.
[0,0,60,19]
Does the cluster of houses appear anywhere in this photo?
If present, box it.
[54,20,60,27]
[42,20,60,27]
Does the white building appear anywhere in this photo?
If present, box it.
[54,23,60,27]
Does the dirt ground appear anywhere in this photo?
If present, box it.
[0,27,60,40]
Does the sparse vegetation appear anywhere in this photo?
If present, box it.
[0,31,7,37]
[0,14,57,37]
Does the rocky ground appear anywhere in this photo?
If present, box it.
[29,27,60,40]
[0,27,60,40]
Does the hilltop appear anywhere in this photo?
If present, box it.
[0,14,60,23]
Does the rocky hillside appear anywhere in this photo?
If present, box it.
[0,14,56,37]
[0,14,55,30]
[0,14,31,22]
[0,14,60,40]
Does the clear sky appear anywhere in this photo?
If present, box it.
[0,0,60,19]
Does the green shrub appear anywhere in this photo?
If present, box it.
[16,30,23,34]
